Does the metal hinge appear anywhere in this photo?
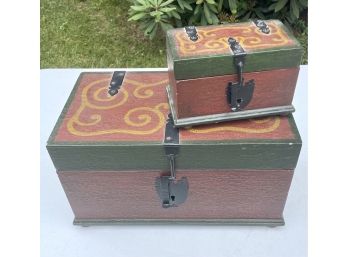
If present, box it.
[226,37,255,112]
[253,19,270,34]
[155,113,188,208]
[108,71,126,96]
[185,26,198,41]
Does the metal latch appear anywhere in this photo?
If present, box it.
[253,19,270,34]
[185,26,198,41]
[155,114,188,208]
[226,37,255,112]
[108,71,126,96]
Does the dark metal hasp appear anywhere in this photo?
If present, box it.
[108,71,126,96]
[155,113,189,208]
[164,113,179,157]
[227,37,255,112]
[185,26,198,41]
[253,19,270,34]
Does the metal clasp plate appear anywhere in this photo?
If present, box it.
[253,19,270,34]
[184,26,198,41]
[108,71,126,96]
[155,114,189,208]
[226,37,255,112]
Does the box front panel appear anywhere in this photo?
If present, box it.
[173,67,299,119]
[58,169,293,221]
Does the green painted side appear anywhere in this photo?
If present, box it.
[47,144,168,171]
[177,142,301,170]
[171,48,303,80]
[47,139,301,171]
[47,71,302,172]
[166,19,303,80]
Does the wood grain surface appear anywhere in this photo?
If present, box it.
[58,169,293,220]
[170,67,299,118]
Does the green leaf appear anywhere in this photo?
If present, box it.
[130,5,148,11]
[275,0,289,12]
[194,4,202,16]
[211,13,219,24]
[150,10,163,16]
[160,21,174,32]
[290,0,299,18]
[207,2,218,13]
[203,3,213,24]
[196,0,204,4]
[136,0,147,5]
[201,13,207,25]
[149,23,159,40]
[268,2,278,10]
[177,0,184,9]
[171,10,181,19]
[128,12,147,21]
[188,16,195,25]
[228,0,237,12]
[243,11,251,20]
[161,7,176,12]
[182,0,193,10]
[160,0,175,6]
[206,0,217,5]
[144,20,157,36]
[298,0,307,7]
[218,0,223,12]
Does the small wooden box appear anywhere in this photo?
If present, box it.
[166,20,303,127]
[47,70,301,226]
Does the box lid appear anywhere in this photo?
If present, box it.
[166,20,303,80]
[47,71,302,171]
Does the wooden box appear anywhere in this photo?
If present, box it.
[47,70,302,226]
[166,20,303,127]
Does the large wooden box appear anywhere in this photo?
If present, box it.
[166,20,303,126]
[47,70,302,226]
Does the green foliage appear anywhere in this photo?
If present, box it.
[268,0,308,27]
[128,0,179,39]
[189,0,219,26]
[128,0,308,39]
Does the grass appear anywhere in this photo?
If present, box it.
[41,0,167,68]
[41,0,307,68]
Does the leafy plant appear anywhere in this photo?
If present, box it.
[128,0,308,39]
[268,0,308,27]
[128,0,180,39]
[189,0,219,26]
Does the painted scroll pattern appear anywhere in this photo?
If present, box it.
[66,75,169,138]
[59,74,283,141]
[175,21,294,57]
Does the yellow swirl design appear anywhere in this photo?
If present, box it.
[175,21,292,56]
[67,76,169,137]
[82,79,129,110]
[66,75,280,138]
[188,117,280,134]
[125,78,168,99]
